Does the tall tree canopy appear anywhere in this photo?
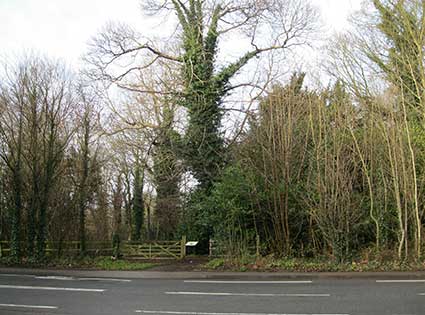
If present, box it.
[87,0,318,188]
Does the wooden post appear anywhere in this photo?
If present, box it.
[149,243,152,258]
[0,242,2,258]
[256,234,260,258]
[181,235,186,259]
[209,239,212,257]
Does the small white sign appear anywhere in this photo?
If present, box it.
[185,241,198,246]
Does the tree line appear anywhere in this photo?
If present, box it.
[1,0,424,262]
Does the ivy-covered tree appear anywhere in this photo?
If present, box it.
[75,92,99,255]
[88,0,318,189]
[132,162,144,241]
[0,57,76,261]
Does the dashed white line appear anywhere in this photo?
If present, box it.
[135,311,349,315]
[165,292,330,297]
[0,274,130,282]
[0,303,58,309]
[0,284,105,292]
[0,274,36,278]
[183,281,312,284]
[376,280,425,283]
[77,277,132,282]
[35,276,131,282]
[35,276,75,281]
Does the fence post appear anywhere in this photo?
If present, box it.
[256,234,260,258]
[209,239,212,257]
[180,235,186,259]
[149,243,152,258]
[0,242,2,258]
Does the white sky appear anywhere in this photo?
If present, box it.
[0,0,363,67]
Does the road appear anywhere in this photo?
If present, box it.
[0,270,424,315]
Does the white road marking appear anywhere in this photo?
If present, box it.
[184,281,312,284]
[135,310,349,315]
[418,293,425,296]
[0,274,36,278]
[166,292,330,297]
[0,284,105,292]
[35,276,131,282]
[376,280,425,283]
[35,276,75,281]
[0,273,129,282]
[78,277,132,282]
[0,303,58,309]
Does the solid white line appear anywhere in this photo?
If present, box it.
[418,293,425,296]
[376,280,425,283]
[184,281,312,284]
[0,285,105,292]
[0,303,58,309]
[165,292,330,297]
[135,310,348,315]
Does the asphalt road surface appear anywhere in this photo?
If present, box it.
[0,270,424,315]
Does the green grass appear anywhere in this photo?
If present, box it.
[0,256,157,271]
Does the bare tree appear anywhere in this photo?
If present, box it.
[0,65,25,259]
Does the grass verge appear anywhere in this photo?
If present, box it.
[204,256,425,272]
[0,256,157,271]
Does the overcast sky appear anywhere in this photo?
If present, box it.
[0,0,363,67]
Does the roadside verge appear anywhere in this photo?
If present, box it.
[2,267,425,280]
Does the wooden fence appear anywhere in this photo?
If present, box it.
[0,236,187,260]
[0,241,114,257]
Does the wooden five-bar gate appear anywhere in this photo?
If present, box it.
[124,239,185,259]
